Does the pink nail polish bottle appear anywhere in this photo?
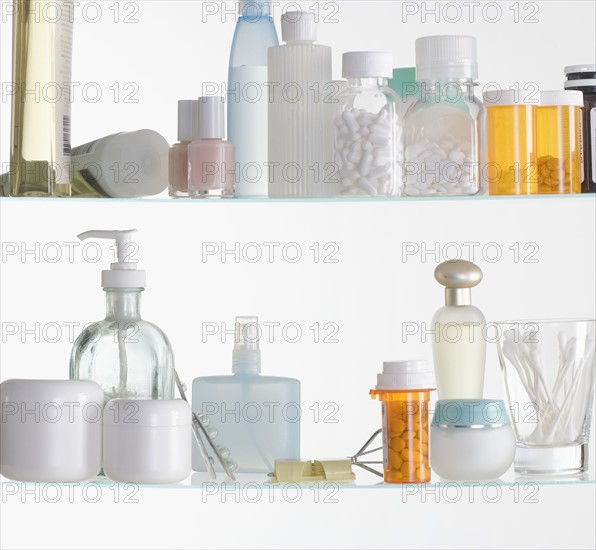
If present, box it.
[169,100,199,198]
[189,96,235,199]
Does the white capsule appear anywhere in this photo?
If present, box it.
[358,113,375,126]
[359,152,373,176]
[370,123,390,136]
[359,126,371,137]
[369,133,389,147]
[362,140,374,153]
[368,164,391,179]
[405,144,425,160]
[334,117,344,128]
[358,176,378,196]
[342,110,360,133]
[339,123,349,136]
[350,142,360,153]
[405,185,421,196]
[347,152,361,164]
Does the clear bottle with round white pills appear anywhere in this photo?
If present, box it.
[404,36,484,196]
[335,52,401,197]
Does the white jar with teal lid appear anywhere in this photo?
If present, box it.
[430,399,515,480]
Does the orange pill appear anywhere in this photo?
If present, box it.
[420,430,428,443]
[390,419,406,435]
[402,430,417,441]
[389,448,403,468]
[390,436,406,452]
[408,438,421,452]
[400,461,414,478]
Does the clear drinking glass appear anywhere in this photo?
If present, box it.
[496,319,595,475]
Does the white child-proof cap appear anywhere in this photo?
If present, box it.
[198,96,225,140]
[342,52,393,79]
[282,11,317,43]
[177,100,200,142]
[482,89,540,106]
[376,360,436,391]
[416,35,478,82]
[540,90,584,107]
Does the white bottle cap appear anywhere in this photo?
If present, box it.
[342,52,393,79]
[177,100,200,142]
[77,229,146,288]
[416,35,478,82]
[482,89,539,106]
[198,96,225,139]
[540,90,584,107]
[239,0,271,16]
[232,316,261,374]
[376,360,435,391]
[281,11,317,43]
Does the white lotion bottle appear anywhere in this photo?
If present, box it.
[431,260,486,399]
[268,11,334,197]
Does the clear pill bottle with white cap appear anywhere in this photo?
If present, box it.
[403,35,484,196]
[334,52,401,197]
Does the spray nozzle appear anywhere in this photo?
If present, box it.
[78,229,146,289]
[232,316,261,374]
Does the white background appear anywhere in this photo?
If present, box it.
[1,1,596,549]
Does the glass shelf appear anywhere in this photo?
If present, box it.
[0,193,595,205]
[3,469,595,490]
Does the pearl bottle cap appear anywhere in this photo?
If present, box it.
[434,260,482,306]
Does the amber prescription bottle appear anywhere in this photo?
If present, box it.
[484,89,538,195]
[370,360,435,483]
[565,65,596,193]
[536,91,583,194]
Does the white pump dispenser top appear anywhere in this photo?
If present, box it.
[78,229,146,289]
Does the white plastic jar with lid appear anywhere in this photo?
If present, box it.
[0,379,103,482]
[103,399,191,483]
[430,399,515,480]
[335,52,401,197]
[404,35,484,196]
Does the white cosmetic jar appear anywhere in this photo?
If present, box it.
[430,399,515,480]
[103,399,191,484]
[0,379,103,482]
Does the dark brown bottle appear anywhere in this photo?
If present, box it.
[565,65,596,193]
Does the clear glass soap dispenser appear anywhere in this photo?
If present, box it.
[192,316,300,473]
[70,230,174,402]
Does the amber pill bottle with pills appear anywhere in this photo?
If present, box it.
[536,91,583,194]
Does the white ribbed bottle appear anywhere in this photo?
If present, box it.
[268,11,335,197]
